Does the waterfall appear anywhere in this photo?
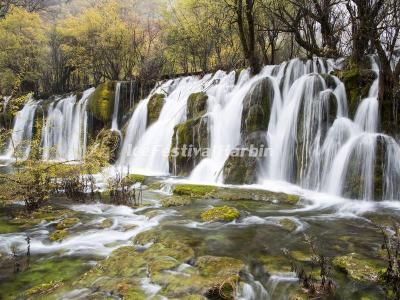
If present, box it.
[117,97,150,167]
[6,54,398,201]
[190,68,276,183]
[1,98,38,160]
[111,82,121,132]
[41,88,94,161]
[122,75,215,175]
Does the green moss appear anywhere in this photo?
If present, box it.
[290,250,312,262]
[88,81,115,123]
[279,218,297,232]
[212,187,300,205]
[196,255,244,278]
[335,68,376,117]
[49,229,69,242]
[200,206,240,222]
[25,281,64,297]
[241,77,273,135]
[123,174,146,185]
[100,218,114,228]
[0,258,88,299]
[147,93,165,126]
[56,218,80,230]
[0,218,20,234]
[161,196,192,207]
[333,253,384,282]
[257,254,292,273]
[173,184,216,197]
[169,115,209,176]
[187,92,208,119]
[10,206,77,230]
[96,129,121,163]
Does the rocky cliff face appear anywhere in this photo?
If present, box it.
[169,92,209,176]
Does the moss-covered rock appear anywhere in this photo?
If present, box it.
[147,93,165,126]
[333,253,384,282]
[10,206,77,230]
[279,218,297,232]
[49,229,69,242]
[122,173,146,185]
[173,184,217,197]
[335,68,376,117]
[25,281,64,297]
[88,81,115,124]
[169,116,209,176]
[212,187,300,205]
[223,149,258,184]
[201,206,240,222]
[187,92,208,119]
[56,217,80,230]
[100,218,114,228]
[0,258,88,299]
[161,196,192,207]
[241,77,274,137]
[96,128,121,163]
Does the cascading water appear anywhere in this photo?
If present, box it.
[121,75,216,175]
[190,67,279,183]
[5,55,398,201]
[41,88,94,161]
[111,82,121,132]
[1,97,38,160]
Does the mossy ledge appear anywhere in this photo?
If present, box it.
[332,253,385,282]
[172,184,300,205]
[201,206,240,222]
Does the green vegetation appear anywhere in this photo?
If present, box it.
[161,196,192,207]
[335,67,376,117]
[49,229,69,242]
[147,93,165,126]
[187,92,208,119]
[0,258,88,299]
[56,218,80,230]
[201,206,240,222]
[333,253,383,282]
[173,184,217,197]
[122,174,146,185]
[88,82,115,124]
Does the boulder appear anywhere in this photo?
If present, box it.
[187,92,208,119]
[96,129,121,163]
[200,206,240,222]
[223,149,258,184]
[169,116,209,176]
[241,77,274,137]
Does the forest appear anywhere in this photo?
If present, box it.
[0,0,400,299]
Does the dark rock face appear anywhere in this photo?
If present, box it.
[147,93,165,127]
[169,116,209,176]
[334,68,376,118]
[187,92,207,119]
[223,149,258,185]
[295,75,337,184]
[220,77,276,185]
[168,92,209,176]
[241,77,274,137]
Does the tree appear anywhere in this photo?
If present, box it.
[0,5,47,96]
[0,0,47,19]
